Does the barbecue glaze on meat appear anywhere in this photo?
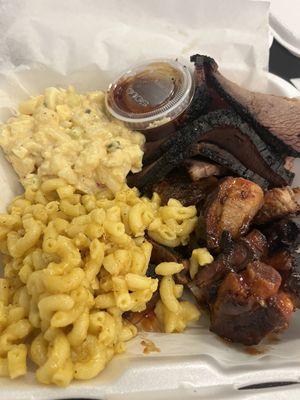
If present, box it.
[203,177,264,250]
[189,214,300,345]
[210,262,294,345]
[191,229,268,304]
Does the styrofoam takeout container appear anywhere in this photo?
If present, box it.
[269,0,300,58]
[0,69,300,400]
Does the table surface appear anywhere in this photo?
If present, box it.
[270,39,300,82]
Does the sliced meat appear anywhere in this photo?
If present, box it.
[255,187,300,224]
[127,112,214,190]
[182,66,212,123]
[183,159,226,181]
[204,177,264,250]
[210,263,294,345]
[143,138,167,166]
[199,125,293,187]
[190,142,269,188]
[152,171,218,206]
[191,54,300,157]
[128,108,290,191]
[191,229,268,303]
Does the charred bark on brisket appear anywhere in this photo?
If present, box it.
[198,125,293,187]
[190,142,269,188]
[130,110,292,191]
[183,62,212,123]
[191,54,300,157]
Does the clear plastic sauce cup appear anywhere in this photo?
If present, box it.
[105,59,195,141]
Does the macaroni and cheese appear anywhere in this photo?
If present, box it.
[0,87,145,193]
[0,179,199,386]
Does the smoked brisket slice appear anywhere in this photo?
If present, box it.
[190,142,269,188]
[196,110,294,187]
[191,54,300,157]
[130,109,291,191]
[199,126,293,187]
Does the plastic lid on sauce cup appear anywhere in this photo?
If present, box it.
[105,59,194,138]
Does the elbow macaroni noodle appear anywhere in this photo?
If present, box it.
[189,248,214,279]
[0,180,199,386]
[154,262,201,333]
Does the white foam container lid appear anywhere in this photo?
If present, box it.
[0,68,300,400]
[269,0,300,57]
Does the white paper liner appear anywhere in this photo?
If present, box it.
[1,0,300,397]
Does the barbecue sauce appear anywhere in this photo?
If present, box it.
[106,59,194,141]
[112,63,182,115]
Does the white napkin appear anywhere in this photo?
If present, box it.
[0,0,270,75]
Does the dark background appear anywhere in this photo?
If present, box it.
[270,39,300,83]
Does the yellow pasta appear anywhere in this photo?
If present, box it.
[155,262,184,276]
[36,331,72,386]
[7,344,27,379]
[189,248,214,279]
[95,293,116,309]
[159,276,180,313]
[0,181,199,386]
[154,299,200,334]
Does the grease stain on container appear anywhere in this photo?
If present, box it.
[245,346,266,356]
[141,338,161,355]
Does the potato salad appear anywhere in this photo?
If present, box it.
[0,87,145,193]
